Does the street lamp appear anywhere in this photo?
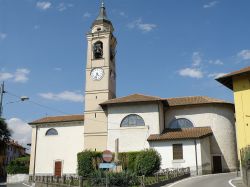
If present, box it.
[0,82,29,118]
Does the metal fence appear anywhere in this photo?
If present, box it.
[30,167,190,187]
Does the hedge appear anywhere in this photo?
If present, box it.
[241,146,250,167]
[135,149,161,176]
[78,149,161,177]
[77,150,102,177]
[6,156,30,174]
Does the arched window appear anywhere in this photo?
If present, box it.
[121,114,145,127]
[169,118,193,129]
[45,128,58,136]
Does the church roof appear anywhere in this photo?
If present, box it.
[147,127,213,141]
[100,94,162,105]
[216,66,250,90]
[29,114,84,125]
[101,94,233,106]
[165,96,233,106]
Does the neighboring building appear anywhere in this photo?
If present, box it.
[0,140,26,179]
[28,2,238,177]
[216,66,250,158]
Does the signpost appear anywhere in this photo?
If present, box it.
[99,150,115,187]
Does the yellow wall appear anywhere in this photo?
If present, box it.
[233,75,250,157]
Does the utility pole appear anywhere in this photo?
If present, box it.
[0,81,5,118]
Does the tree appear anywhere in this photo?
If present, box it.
[0,118,11,155]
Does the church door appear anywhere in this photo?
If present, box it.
[54,161,62,177]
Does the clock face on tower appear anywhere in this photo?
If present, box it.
[90,68,104,80]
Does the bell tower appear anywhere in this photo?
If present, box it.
[84,2,117,151]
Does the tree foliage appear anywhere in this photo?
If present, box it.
[0,118,11,155]
[6,156,30,174]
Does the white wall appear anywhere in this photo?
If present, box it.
[200,137,212,174]
[165,104,237,172]
[149,139,203,175]
[34,121,84,175]
[107,103,161,152]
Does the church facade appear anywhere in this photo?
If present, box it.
[29,3,237,177]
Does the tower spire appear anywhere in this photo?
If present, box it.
[96,0,108,21]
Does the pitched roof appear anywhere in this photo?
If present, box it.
[29,114,84,125]
[101,94,233,106]
[100,94,162,105]
[216,66,250,90]
[165,96,232,106]
[147,127,213,141]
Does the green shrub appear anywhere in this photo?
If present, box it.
[135,149,161,176]
[89,170,140,186]
[118,151,141,172]
[77,150,102,177]
[6,156,30,174]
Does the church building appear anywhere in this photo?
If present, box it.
[29,3,237,177]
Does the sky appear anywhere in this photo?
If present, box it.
[0,0,250,148]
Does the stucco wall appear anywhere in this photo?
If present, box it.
[149,139,203,175]
[200,137,212,174]
[165,104,237,172]
[33,121,84,175]
[107,103,161,152]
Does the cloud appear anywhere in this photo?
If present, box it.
[209,59,224,65]
[39,91,84,102]
[178,68,203,78]
[203,1,218,8]
[57,3,74,12]
[0,68,30,83]
[83,12,91,18]
[208,72,227,79]
[192,52,202,67]
[36,1,52,10]
[14,68,30,83]
[119,11,127,17]
[33,25,40,30]
[238,49,250,60]
[6,118,31,147]
[128,18,157,32]
[54,67,62,71]
[0,32,7,40]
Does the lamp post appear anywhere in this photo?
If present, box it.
[0,81,29,118]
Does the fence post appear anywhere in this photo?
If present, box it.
[141,175,145,187]
[70,176,73,186]
[79,176,83,187]
[62,175,66,184]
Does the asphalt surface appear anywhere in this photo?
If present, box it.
[165,172,237,187]
[0,182,32,187]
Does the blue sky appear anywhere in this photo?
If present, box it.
[1,0,250,146]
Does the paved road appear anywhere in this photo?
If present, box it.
[165,172,237,187]
[0,182,32,187]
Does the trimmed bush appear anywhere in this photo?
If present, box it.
[77,150,102,177]
[135,149,161,176]
[118,151,141,172]
[6,156,30,174]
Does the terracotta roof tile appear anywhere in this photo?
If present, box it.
[100,94,162,105]
[216,66,250,90]
[29,114,84,124]
[101,94,232,106]
[147,127,213,141]
[165,96,232,106]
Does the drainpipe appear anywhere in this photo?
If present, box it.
[194,139,199,175]
[33,126,38,182]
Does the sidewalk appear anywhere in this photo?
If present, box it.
[230,177,246,187]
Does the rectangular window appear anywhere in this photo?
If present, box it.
[173,144,183,160]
